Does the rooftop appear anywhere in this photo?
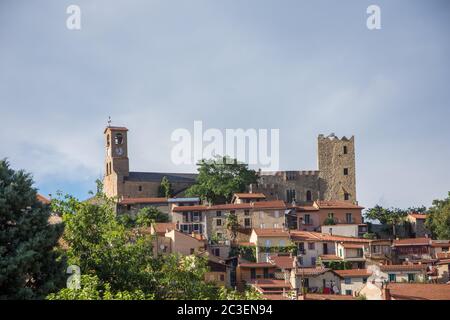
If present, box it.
[393,238,431,246]
[268,255,295,269]
[333,269,371,278]
[152,222,176,236]
[314,200,364,210]
[386,283,450,300]
[296,267,331,276]
[290,231,371,243]
[119,197,168,205]
[253,228,290,238]
[380,264,427,272]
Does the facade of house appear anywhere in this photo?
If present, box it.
[380,264,427,283]
[392,238,432,264]
[333,269,371,296]
[406,213,430,238]
[249,228,291,262]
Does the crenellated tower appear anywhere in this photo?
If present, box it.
[318,133,357,203]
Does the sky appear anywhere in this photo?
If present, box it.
[1,0,449,209]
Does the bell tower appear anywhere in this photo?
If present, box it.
[103,126,129,198]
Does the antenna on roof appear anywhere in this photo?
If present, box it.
[107,116,112,127]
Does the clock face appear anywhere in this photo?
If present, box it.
[115,147,124,156]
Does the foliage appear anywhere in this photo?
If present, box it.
[47,275,154,300]
[230,245,257,262]
[362,232,377,239]
[50,191,157,293]
[0,159,66,299]
[364,205,407,237]
[217,286,264,300]
[225,212,240,243]
[135,206,169,227]
[158,176,173,198]
[322,261,352,270]
[425,192,450,239]
[356,294,367,300]
[323,216,336,225]
[185,156,259,204]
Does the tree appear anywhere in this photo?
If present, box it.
[158,176,173,198]
[426,192,450,239]
[135,206,169,227]
[0,159,66,299]
[185,156,259,204]
[225,212,240,243]
[47,275,154,300]
[364,205,407,238]
[50,191,157,293]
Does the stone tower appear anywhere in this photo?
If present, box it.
[318,134,357,203]
[103,126,129,198]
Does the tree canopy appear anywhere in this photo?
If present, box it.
[426,192,450,239]
[185,156,259,204]
[0,159,65,299]
[364,205,408,238]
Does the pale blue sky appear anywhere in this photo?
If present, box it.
[1,0,449,208]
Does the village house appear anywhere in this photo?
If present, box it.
[380,264,427,283]
[235,261,277,289]
[231,192,266,204]
[248,228,291,262]
[405,213,430,238]
[392,237,432,264]
[361,283,450,300]
[291,267,340,294]
[296,200,366,237]
[333,269,372,296]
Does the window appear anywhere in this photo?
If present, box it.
[343,168,349,175]
[220,274,225,282]
[230,210,235,214]
[213,248,220,257]
[216,219,222,226]
[138,185,142,192]
[346,213,352,223]
[345,278,352,284]
[408,274,415,282]
[298,256,304,265]
[345,290,352,296]
[244,210,250,216]
[298,242,305,254]
[344,193,350,201]
[260,223,265,229]
[273,223,279,229]
[343,146,348,154]
[311,257,316,265]
[286,171,296,181]
[389,274,397,282]
[363,277,367,284]
[265,240,272,247]
[250,268,256,279]
[193,211,200,222]
[216,211,222,217]
[263,268,269,279]
[244,218,251,228]
[216,232,222,239]
[286,189,296,203]
[306,190,312,202]
[190,248,195,254]
[303,278,309,288]
[304,214,311,224]
[274,210,280,218]
[308,242,315,250]
[279,240,285,247]
[114,133,123,145]
[328,212,334,219]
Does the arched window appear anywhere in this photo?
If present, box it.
[114,133,123,145]
[306,190,312,202]
[343,146,348,154]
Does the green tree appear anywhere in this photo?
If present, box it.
[225,212,240,243]
[364,205,407,238]
[158,176,173,198]
[0,159,66,299]
[186,156,259,204]
[135,206,169,227]
[426,192,450,239]
[47,275,154,300]
[51,192,156,293]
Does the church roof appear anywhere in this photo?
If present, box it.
[126,172,197,183]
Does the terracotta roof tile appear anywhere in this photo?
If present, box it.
[319,254,342,261]
[408,213,427,220]
[234,193,266,199]
[239,262,275,268]
[393,238,431,246]
[432,240,450,248]
[37,194,51,205]
[152,222,176,235]
[120,197,168,205]
[253,228,289,237]
[333,269,372,278]
[296,267,331,276]
[172,205,209,212]
[386,283,450,300]
[437,252,450,259]
[290,231,370,243]
[380,264,427,272]
[304,294,355,300]
[268,255,295,269]
[314,200,364,210]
